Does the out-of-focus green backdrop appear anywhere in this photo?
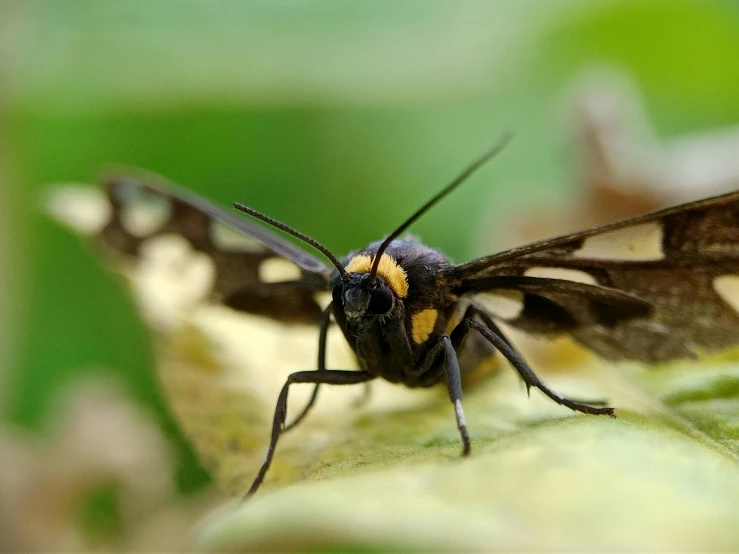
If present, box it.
[2,0,739,546]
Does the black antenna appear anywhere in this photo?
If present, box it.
[369,132,513,281]
[233,203,348,279]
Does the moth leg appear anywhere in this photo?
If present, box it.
[283,304,333,432]
[465,304,609,406]
[244,369,374,499]
[465,303,514,348]
[468,304,608,406]
[282,384,319,432]
[415,335,472,457]
[454,309,614,416]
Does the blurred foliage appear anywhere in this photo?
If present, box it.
[3,0,739,550]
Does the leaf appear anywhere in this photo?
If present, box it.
[196,418,739,552]
[49,184,739,551]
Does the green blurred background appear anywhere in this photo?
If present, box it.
[2,0,739,547]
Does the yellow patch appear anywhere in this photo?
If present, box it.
[411,308,438,344]
[345,254,409,298]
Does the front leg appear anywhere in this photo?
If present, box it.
[245,369,374,499]
[283,303,333,432]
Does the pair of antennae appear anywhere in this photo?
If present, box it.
[234,132,512,281]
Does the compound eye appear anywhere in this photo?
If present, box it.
[368,285,394,315]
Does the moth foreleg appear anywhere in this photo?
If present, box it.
[283,304,333,432]
[244,368,374,500]
[454,309,614,416]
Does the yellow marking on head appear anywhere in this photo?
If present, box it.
[573,222,664,261]
[411,308,438,344]
[524,266,597,285]
[345,254,409,298]
[713,275,739,314]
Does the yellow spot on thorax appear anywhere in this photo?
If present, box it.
[345,254,409,298]
[411,308,438,344]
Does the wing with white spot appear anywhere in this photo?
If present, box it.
[99,171,332,324]
[449,190,739,362]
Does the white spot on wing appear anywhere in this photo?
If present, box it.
[524,266,597,285]
[45,185,112,235]
[139,234,191,265]
[210,220,265,253]
[135,234,216,328]
[313,291,333,309]
[259,258,302,283]
[574,221,664,261]
[118,185,172,237]
[477,290,524,320]
[713,275,739,314]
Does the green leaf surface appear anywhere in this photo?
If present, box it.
[186,338,739,552]
[196,418,739,552]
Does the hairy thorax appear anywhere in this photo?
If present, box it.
[331,239,459,386]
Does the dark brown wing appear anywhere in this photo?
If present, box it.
[99,170,331,324]
[447,190,739,362]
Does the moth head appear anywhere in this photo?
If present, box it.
[334,273,396,331]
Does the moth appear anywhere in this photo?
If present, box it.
[95,138,739,498]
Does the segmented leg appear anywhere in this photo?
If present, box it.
[454,306,614,416]
[282,304,332,432]
[464,304,609,406]
[244,369,374,499]
[413,335,472,456]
